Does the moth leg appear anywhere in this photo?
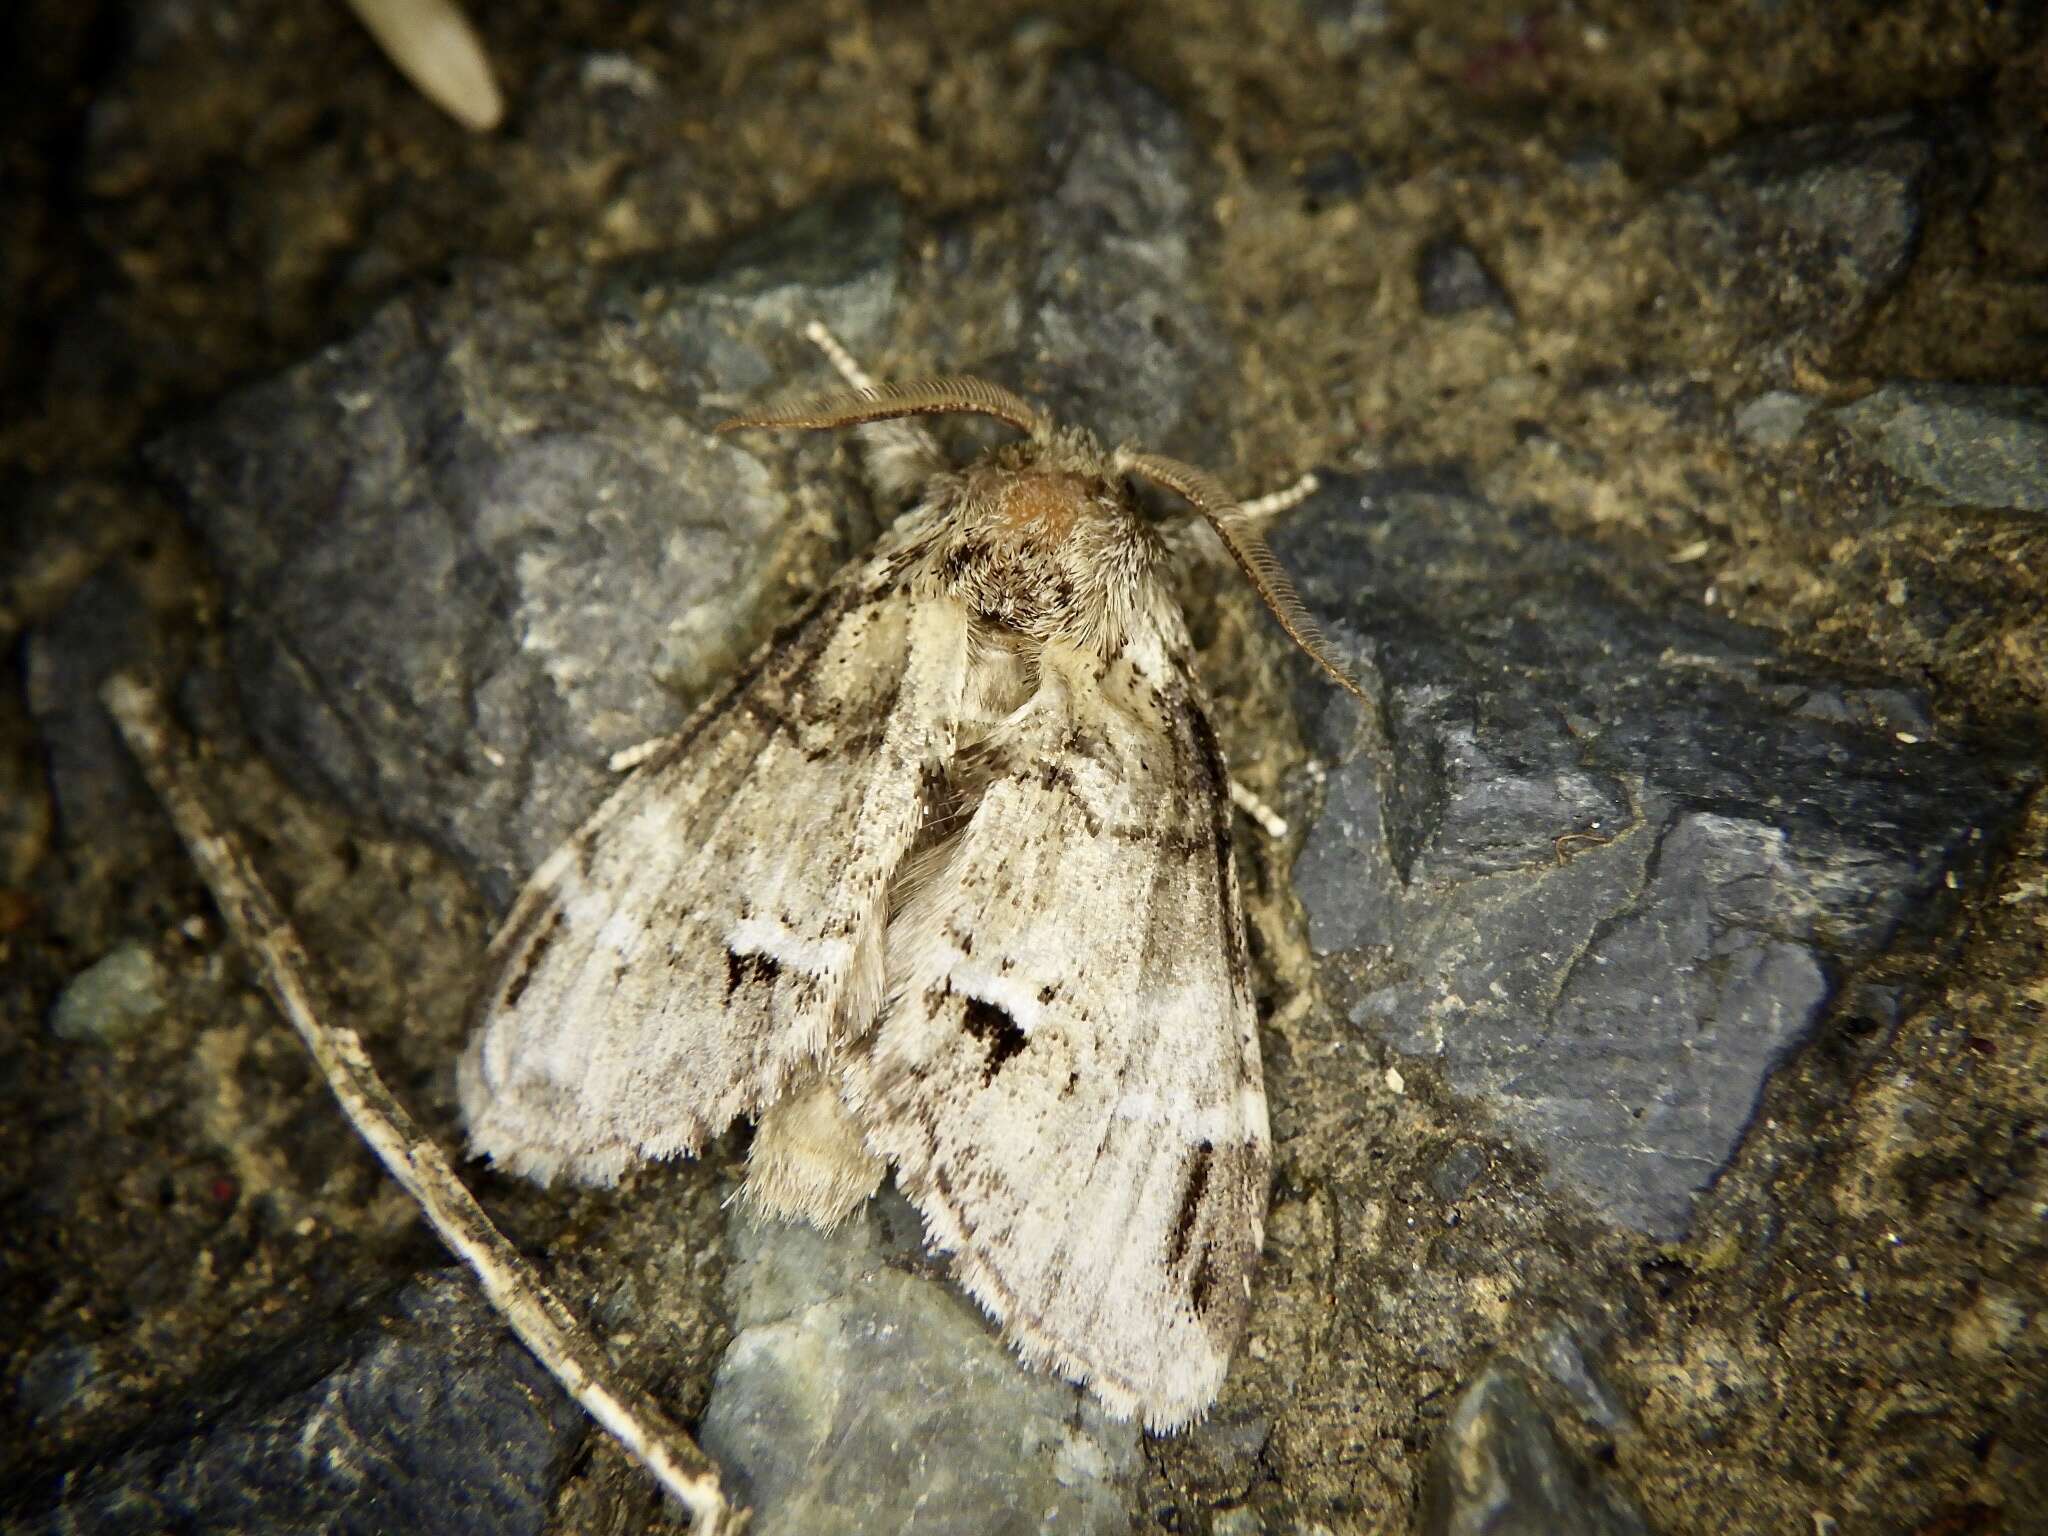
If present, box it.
[802,319,948,507]
[606,736,667,774]
[1228,777,1289,839]
[804,319,878,391]
[1161,471,1319,561]
[1238,471,1320,526]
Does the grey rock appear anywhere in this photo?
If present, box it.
[14,1272,586,1536]
[1428,1142,1490,1204]
[1662,115,1931,350]
[1419,237,1514,321]
[1531,1326,1630,1437]
[702,1189,1140,1536]
[1831,382,2048,512]
[13,1342,110,1426]
[1423,1365,1647,1536]
[150,193,904,906]
[1012,56,1228,454]
[1732,390,1817,449]
[49,941,166,1044]
[1184,1405,1272,1483]
[1298,149,1369,210]
[1280,474,2033,1237]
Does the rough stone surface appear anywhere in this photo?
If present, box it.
[1423,1365,1647,1536]
[12,1341,112,1430]
[10,1273,586,1536]
[1661,116,1932,352]
[1279,472,2033,1237]
[1731,390,1818,450]
[1418,237,1514,321]
[1531,1327,1631,1438]
[149,194,903,906]
[1831,382,2048,513]
[1010,56,1228,455]
[702,1190,1141,1536]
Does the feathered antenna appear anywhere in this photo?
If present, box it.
[1118,450,1365,700]
[716,377,1049,438]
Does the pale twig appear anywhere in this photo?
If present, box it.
[100,674,739,1535]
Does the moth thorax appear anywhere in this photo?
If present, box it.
[996,471,1093,545]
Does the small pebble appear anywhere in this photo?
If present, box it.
[50,941,166,1045]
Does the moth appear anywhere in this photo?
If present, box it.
[459,333,1358,1430]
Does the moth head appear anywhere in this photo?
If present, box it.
[715,378,1362,700]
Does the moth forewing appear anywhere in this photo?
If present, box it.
[458,540,964,1184]
[464,351,1333,1430]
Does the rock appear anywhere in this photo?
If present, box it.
[1732,390,1817,449]
[1418,237,1514,321]
[1279,473,2034,1238]
[1423,1365,1647,1536]
[1531,1326,1630,1437]
[49,941,165,1044]
[16,1272,586,1536]
[1298,149,1369,210]
[149,193,904,907]
[13,1341,111,1427]
[1011,56,1228,454]
[1428,1142,1490,1204]
[1830,383,2048,513]
[1661,115,1931,352]
[701,1189,1141,1536]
